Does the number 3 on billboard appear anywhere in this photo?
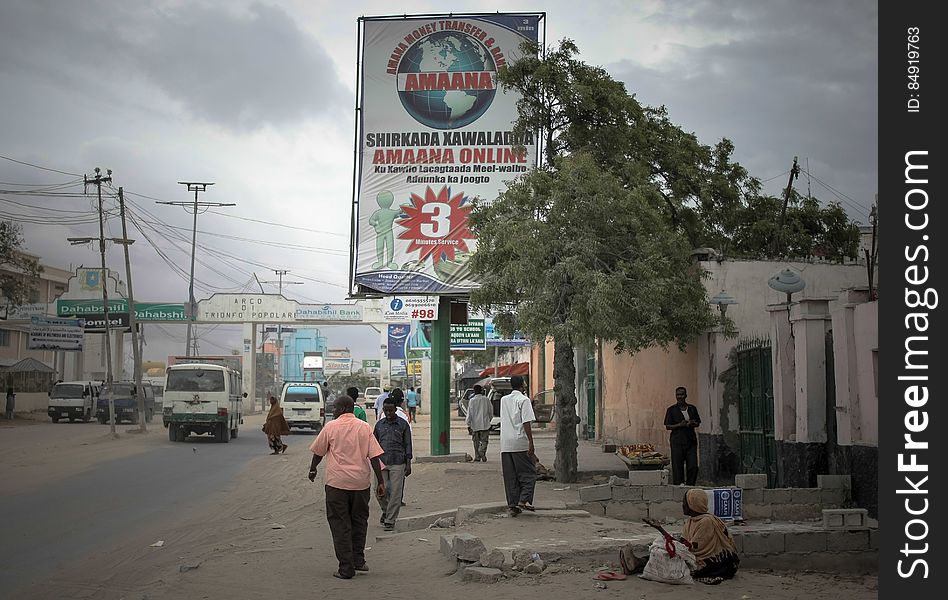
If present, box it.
[421,202,450,238]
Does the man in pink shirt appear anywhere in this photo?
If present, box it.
[309,395,385,579]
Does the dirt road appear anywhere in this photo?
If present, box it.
[1,414,878,599]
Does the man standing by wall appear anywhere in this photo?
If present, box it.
[406,387,418,421]
[308,396,385,579]
[499,375,537,516]
[373,396,413,531]
[465,384,492,462]
[663,386,701,485]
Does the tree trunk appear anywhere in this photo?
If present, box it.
[553,336,578,482]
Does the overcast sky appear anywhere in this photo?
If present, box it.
[0,0,878,366]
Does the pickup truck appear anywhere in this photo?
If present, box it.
[97,382,156,425]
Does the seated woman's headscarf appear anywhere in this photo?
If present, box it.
[682,489,737,565]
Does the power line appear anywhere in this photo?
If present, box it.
[0,154,83,177]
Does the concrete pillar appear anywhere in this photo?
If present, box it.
[791,299,832,443]
[113,330,124,380]
[242,322,256,412]
[768,304,796,441]
[830,289,870,446]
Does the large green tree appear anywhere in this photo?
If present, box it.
[1,220,42,306]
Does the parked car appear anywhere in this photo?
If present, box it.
[457,388,475,417]
[47,380,100,423]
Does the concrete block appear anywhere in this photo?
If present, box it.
[762,488,792,504]
[741,488,764,505]
[823,508,868,530]
[609,475,632,486]
[579,484,613,502]
[415,453,471,463]
[735,474,768,489]
[647,501,684,521]
[395,509,457,533]
[524,560,545,574]
[643,485,673,501]
[827,530,870,552]
[462,567,504,583]
[456,502,508,524]
[784,531,828,553]
[791,488,822,505]
[605,502,648,522]
[452,533,487,562]
[578,502,606,516]
[817,474,852,489]
[441,534,459,558]
[627,469,668,485]
[612,485,644,501]
[479,549,506,569]
[772,504,822,521]
[819,488,846,506]
[742,502,774,520]
[742,532,785,555]
[730,531,744,554]
[668,486,698,503]
[869,528,879,550]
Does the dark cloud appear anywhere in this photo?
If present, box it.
[0,1,348,132]
[608,0,877,218]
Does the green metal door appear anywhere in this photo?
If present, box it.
[585,351,596,439]
[736,339,777,487]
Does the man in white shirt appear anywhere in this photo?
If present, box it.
[498,375,537,516]
[373,387,390,420]
[465,384,492,462]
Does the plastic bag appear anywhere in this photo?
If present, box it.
[639,535,697,585]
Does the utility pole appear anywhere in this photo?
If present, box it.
[772,156,801,257]
[260,269,303,386]
[117,188,146,432]
[865,202,878,301]
[156,182,234,357]
[85,168,117,437]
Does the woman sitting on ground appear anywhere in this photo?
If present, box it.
[682,488,740,584]
[262,395,289,454]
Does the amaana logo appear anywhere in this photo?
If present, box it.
[395,30,497,129]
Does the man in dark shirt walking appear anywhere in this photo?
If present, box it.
[373,396,413,531]
[663,386,701,485]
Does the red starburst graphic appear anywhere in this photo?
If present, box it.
[397,186,475,265]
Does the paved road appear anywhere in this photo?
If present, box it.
[0,418,299,597]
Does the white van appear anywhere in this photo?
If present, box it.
[280,382,325,431]
[164,363,246,443]
[47,381,100,423]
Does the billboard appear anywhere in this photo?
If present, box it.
[352,14,542,295]
[28,316,85,351]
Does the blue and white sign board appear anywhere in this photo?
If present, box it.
[382,296,439,322]
[705,488,743,521]
[28,316,85,351]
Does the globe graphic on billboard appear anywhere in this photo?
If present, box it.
[396,31,497,129]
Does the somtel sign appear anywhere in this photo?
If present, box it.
[295,304,364,321]
[197,294,297,323]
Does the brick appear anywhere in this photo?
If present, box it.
[740,488,764,505]
[647,501,684,521]
[819,488,846,506]
[628,469,668,485]
[791,488,822,505]
[643,485,674,501]
[762,488,792,504]
[784,531,828,553]
[742,532,785,555]
[735,474,768,489]
[452,533,487,561]
[817,474,852,489]
[462,567,504,583]
[611,485,644,501]
[605,502,648,521]
[827,530,870,552]
[579,484,613,502]
[823,508,868,530]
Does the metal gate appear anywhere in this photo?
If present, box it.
[736,338,777,487]
[585,351,596,439]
